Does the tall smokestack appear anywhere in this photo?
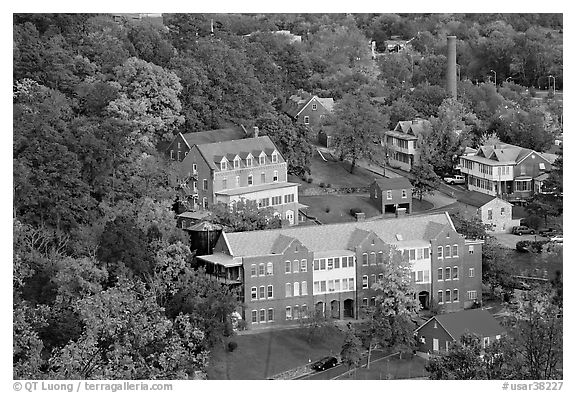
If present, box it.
[447,36,457,100]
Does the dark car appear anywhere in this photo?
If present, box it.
[311,356,338,371]
[512,226,535,235]
[539,228,560,237]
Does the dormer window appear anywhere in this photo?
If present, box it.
[247,156,253,167]
[272,151,279,163]
[259,153,266,165]
[234,157,241,169]
[220,158,228,171]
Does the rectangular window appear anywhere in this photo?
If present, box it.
[369,252,376,265]
[259,286,265,299]
[362,275,368,289]
[252,310,258,323]
[445,245,451,258]
[267,285,273,298]
[266,263,273,276]
[304,116,310,124]
[342,257,348,268]
[409,249,416,261]
[437,246,443,259]
[424,248,430,259]
[286,307,292,320]
[273,170,278,182]
[343,279,349,291]
[334,257,340,269]
[301,281,308,295]
[362,253,368,266]
[170,150,174,160]
[222,178,227,189]
[248,175,253,186]
[386,190,392,200]
[328,280,334,292]
[259,155,265,165]
[259,263,265,276]
[250,264,257,277]
[335,279,341,291]
[313,281,320,293]
[453,245,458,257]
[424,270,430,282]
[349,278,354,289]
[267,308,274,322]
[487,208,493,220]
[468,245,474,254]
[293,260,299,273]
[301,304,308,318]
[193,181,197,192]
[251,287,257,300]
[192,163,197,174]
[438,290,444,304]
[261,172,265,183]
[417,248,424,260]
[294,282,300,296]
[469,268,475,278]
[438,268,443,281]
[376,252,383,264]
[203,179,208,190]
[293,305,300,320]
[468,290,478,300]
[284,194,295,203]
[313,259,320,270]
[285,261,291,274]
[320,259,326,270]
[452,266,458,280]
[402,189,407,198]
[235,176,240,187]
[453,289,459,302]
[327,258,334,270]
[177,151,181,160]
[271,196,282,205]
[445,267,451,280]
[312,103,317,110]
[220,161,227,171]
[300,259,307,272]
[285,283,292,297]
[349,256,354,267]
[501,207,505,216]
[234,158,240,169]
[320,281,326,292]
[362,298,368,307]
[445,289,451,303]
[417,271,424,282]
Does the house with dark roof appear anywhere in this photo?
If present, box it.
[165,126,251,162]
[382,119,432,171]
[456,191,518,233]
[281,91,334,128]
[196,212,483,330]
[459,142,555,202]
[415,309,505,355]
[369,176,413,214]
[178,135,302,225]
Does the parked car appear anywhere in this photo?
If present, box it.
[538,228,560,237]
[311,356,338,371]
[443,174,465,185]
[512,225,536,235]
[550,235,563,243]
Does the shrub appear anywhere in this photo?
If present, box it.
[350,208,362,216]
[326,183,331,188]
[522,215,542,229]
[236,320,247,331]
[325,206,331,213]
[228,341,238,352]
[320,182,326,188]
[307,177,313,184]
[529,87,537,97]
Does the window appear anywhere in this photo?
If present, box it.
[252,310,258,323]
[320,259,326,270]
[220,160,227,171]
[170,150,174,160]
[234,157,240,169]
[402,189,407,198]
[453,289,459,302]
[293,260,299,273]
[386,190,392,200]
[268,308,274,322]
[409,249,416,261]
[342,279,349,291]
[260,172,266,183]
[259,263,265,276]
[424,248,430,259]
[416,271,424,282]
[328,280,334,292]
[285,283,292,297]
[370,252,376,265]
[445,267,451,280]
[501,207,505,216]
[259,154,266,165]
[285,261,291,274]
[300,259,307,272]
[362,253,368,266]
[320,281,326,292]
[250,264,257,277]
[370,297,376,306]
[259,286,265,299]
[362,275,368,289]
[445,245,451,258]
[483,337,490,348]
[452,266,458,280]
[177,151,181,160]
[312,103,317,111]
[294,282,300,296]
[251,287,257,300]
[370,274,376,286]
[273,170,278,182]
[202,197,208,209]
[437,246,443,259]
[304,116,310,124]
[349,278,354,288]
[301,281,308,295]
[327,258,334,270]
[468,290,478,300]
[487,208,493,220]
[284,194,295,203]
[468,245,474,254]
[378,273,384,282]
[469,268,475,278]
[248,174,253,186]
[203,179,208,190]
[417,248,424,260]
[438,268,443,281]
[342,257,348,268]
[222,178,227,189]
[301,304,308,318]
[294,305,300,320]
[445,290,451,303]
[313,259,319,270]
[438,290,444,304]
[247,157,253,167]
[272,152,278,163]
[192,181,197,192]
[335,279,341,291]
[286,307,292,320]
[334,257,340,269]
[272,196,282,205]
[453,245,458,257]
[313,281,320,293]
[362,298,368,307]
[424,270,430,282]
[235,176,240,187]
[377,251,383,264]
[266,262,273,276]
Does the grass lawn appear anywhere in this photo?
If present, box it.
[207,326,345,380]
[338,353,429,380]
[306,149,382,188]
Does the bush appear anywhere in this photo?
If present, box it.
[307,177,313,184]
[319,182,326,188]
[350,208,362,216]
[228,341,238,352]
[325,206,331,213]
[236,319,247,331]
[326,183,331,188]
[529,87,537,97]
[516,240,548,253]
[522,215,542,229]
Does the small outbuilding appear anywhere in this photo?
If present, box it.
[369,177,413,214]
[457,191,518,233]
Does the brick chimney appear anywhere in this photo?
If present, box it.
[253,126,259,138]
[447,36,457,100]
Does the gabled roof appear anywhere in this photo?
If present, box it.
[181,127,248,148]
[281,91,335,118]
[271,235,298,254]
[196,136,284,171]
[393,119,431,137]
[210,213,456,258]
[416,309,505,340]
[373,177,413,191]
[475,143,537,165]
[457,191,501,208]
[347,228,372,249]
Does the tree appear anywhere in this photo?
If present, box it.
[340,327,363,375]
[207,199,283,232]
[482,236,516,299]
[450,211,489,240]
[410,161,441,201]
[525,149,562,225]
[332,93,385,173]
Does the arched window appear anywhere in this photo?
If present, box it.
[294,282,300,297]
[285,283,292,297]
[369,252,376,265]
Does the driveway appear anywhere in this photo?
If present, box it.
[492,232,549,249]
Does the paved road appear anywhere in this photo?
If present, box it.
[296,350,394,380]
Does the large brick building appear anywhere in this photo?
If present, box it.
[197,212,483,330]
[178,135,302,225]
[281,91,334,128]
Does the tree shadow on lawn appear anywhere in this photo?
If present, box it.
[207,325,345,380]
[340,353,429,380]
[299,194,381,224]
[309,153,381,188]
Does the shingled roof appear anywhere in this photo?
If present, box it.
[282,91,334,118]
[457,191,504,208]
[373,177,413,191]
[417,309,505,340]
[196,136,283,171]
[217,212,456,257]
[181,127,248,148]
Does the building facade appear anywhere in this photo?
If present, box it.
[459,143,556,202]
[281,91,334,128]
[369,177,413,214]
[178,135,301,225]
[383,119,432,172]
[196,213,483,330]
[165,126,249,162]
[457,191,519,233]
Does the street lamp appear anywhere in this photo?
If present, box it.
[490,69,497,85]
[548,75,556,96]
